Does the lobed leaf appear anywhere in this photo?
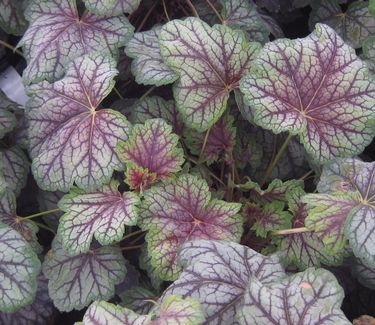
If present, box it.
[159,17,261,131]
[162,240,286,324]
[309,0,375,48]
[42,237,126,312]
[27,53,131,192]
[18,0,134,83]
[139,174,243,280]
[58,180,139,255]
[83,0,141,15]
[81,295,205,325]
[240,23,375,163]
[237,268,350,324]
[0,222,41,313]
[117,118,184,191]
[125,27,178,86]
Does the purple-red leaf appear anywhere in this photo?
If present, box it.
[240,23,375,163]
[18,0,134,83]
[58,180,139,255]
[159,17,261,131]
[27,54,131,192]
[139,174,243,280]
[83,0,141,15]
[117,118,184,191]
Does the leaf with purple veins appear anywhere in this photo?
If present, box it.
[125,27,178,86]
[161,240,286,324]
[42,236,126,312]
[27,53,131,192]
[18,0,134,83]
[139,175,243,280]
[240,23,375,163]
[0,0,28,35]
[159,17,261,131]
[352,258,375,290]
[237,268,350,325]
[58,180,139,255]
[117,118,184,191]
[0,222,41,313]
[83,0,141,15]
[82,295,205,325]
[0,108,16,139]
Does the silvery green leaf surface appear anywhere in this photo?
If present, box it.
[240,23,375,163]
[139,175,242,281]
[362,35,375,72]
[0,274,54,325]
[159,17,261,131]
[237,268,350,325]
[309,0,375,48]
[117,118,184,191]
[0,0,28,35]
[27,54,131,192]
[120,286,157,315]
[352,257,375,290]
[0,222,41,312]
[125,27,178,86]
[83,0,141,15]
[81,295,205,325]
[162,240,286,324]
[0,146,29,196]
[0,190,42,253]
[18,0,134,83]
[42,237,126,312]
[0,108,16,140]
[139,244,164,292]
[58,180,139,255]
[220,0,271,43]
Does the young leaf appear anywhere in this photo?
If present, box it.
[161,240,286,324]
[0,190,42,253]
[125,27,178,86]
[240,23,375,163]
[0,274,55,325]
[117,118,184,191]
[0,146,29,196]
[42,237,126,312]
[58,180,139,255]
[132,96,184,136]
[237,268,350,325]
[309,0,375,48]
[220,0,271,43]
[27,54,131,192]
[159,17,261,131]
[139,174,243,280]
[0,0,28,35]
[0,222,41,313]
[120,286,158,315]
[81,295,205,325]
[18,0,134,83]
[83,0,141,15]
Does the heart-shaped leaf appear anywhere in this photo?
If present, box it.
[159,17,261,131]
[83,0,141,15]
[0,222,41,312]
[81,295,205,325]
[304,158,375,267]
[27,53,131,192]
[162,240,286,324]
[43,236,126,312]
[240,23,375,163]
[125,27,178,86]
[18,0,134,83]
[309,0,375,48]
[237,268,350,325]
[220,0,271,43]
[139,175,243,280]
[58,180,139,255]
[0,0,28,35]
[0,274,54,325]
[0,190,42,253]
[117,118,184,191]
[0,146,29,196]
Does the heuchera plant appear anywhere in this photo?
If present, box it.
[2,0,375,324]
